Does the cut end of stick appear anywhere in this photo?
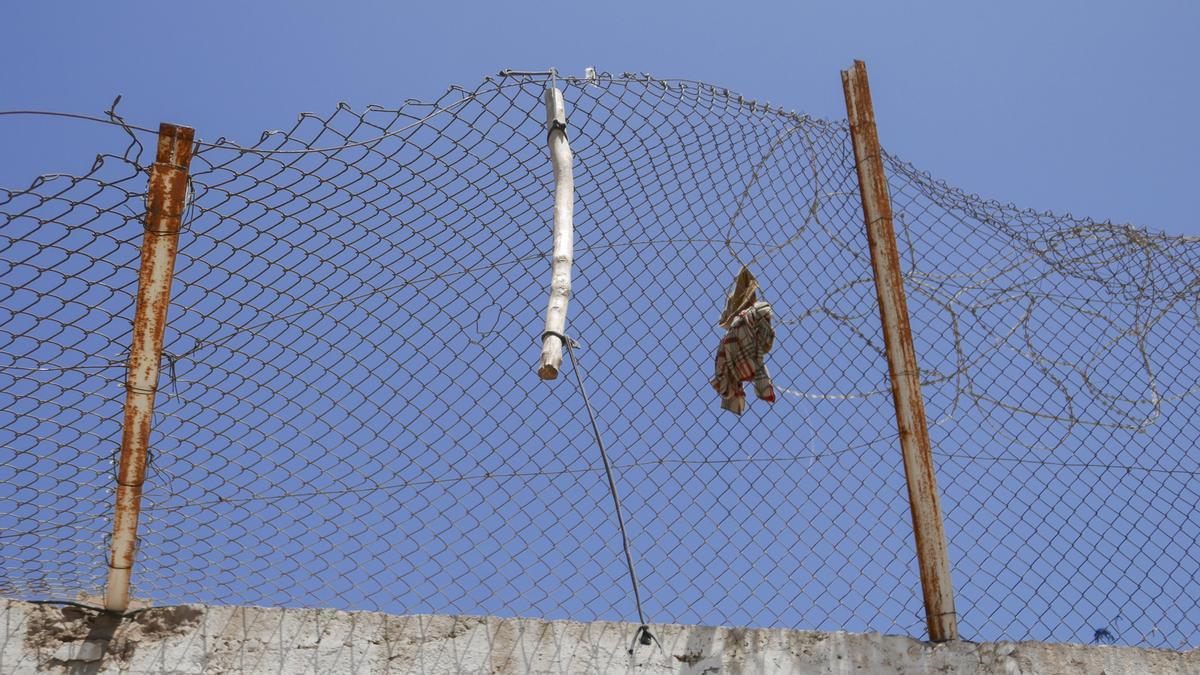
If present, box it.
[538,364,559,380]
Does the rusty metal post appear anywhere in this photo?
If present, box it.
[840,60,958,641]
[104,123,194,613]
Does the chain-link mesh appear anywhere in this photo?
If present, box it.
[1,70,1196,649]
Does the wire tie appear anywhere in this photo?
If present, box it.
[540,330,579,349]
[628,624,661,655]
[546,119,568,142]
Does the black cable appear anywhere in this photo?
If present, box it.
[548,330,650,634]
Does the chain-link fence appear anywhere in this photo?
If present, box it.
[1,70,1197,649]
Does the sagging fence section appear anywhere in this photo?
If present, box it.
[1,65,1198,649]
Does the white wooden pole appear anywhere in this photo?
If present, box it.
[538,85,575,380]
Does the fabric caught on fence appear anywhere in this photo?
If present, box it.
[712,301,777,415]
[718,265,760,329]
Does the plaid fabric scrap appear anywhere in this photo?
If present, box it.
[711,301,776,415]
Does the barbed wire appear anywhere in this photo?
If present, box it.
[1,69,1196,650]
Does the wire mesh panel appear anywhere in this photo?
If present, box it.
[1,70,1197,649]
[885,159,1200,648]
[0,142,147,599]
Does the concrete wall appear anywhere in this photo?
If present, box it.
[1,600,1195,674]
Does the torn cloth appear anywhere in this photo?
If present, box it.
[712,300,776,415]
[718,266,759,329]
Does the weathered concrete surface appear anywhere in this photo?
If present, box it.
[1,599,1195,674]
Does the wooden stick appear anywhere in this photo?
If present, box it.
[105,122,194,613]
[841,60,959,642]
[538,85,574,379]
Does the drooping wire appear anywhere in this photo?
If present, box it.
[546,330,652,639]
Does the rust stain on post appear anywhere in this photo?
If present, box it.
[104,123,194,613]
[841,61,958,641]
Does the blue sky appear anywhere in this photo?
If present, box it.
[1,1,1197,236]
[1,0,1197,649]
